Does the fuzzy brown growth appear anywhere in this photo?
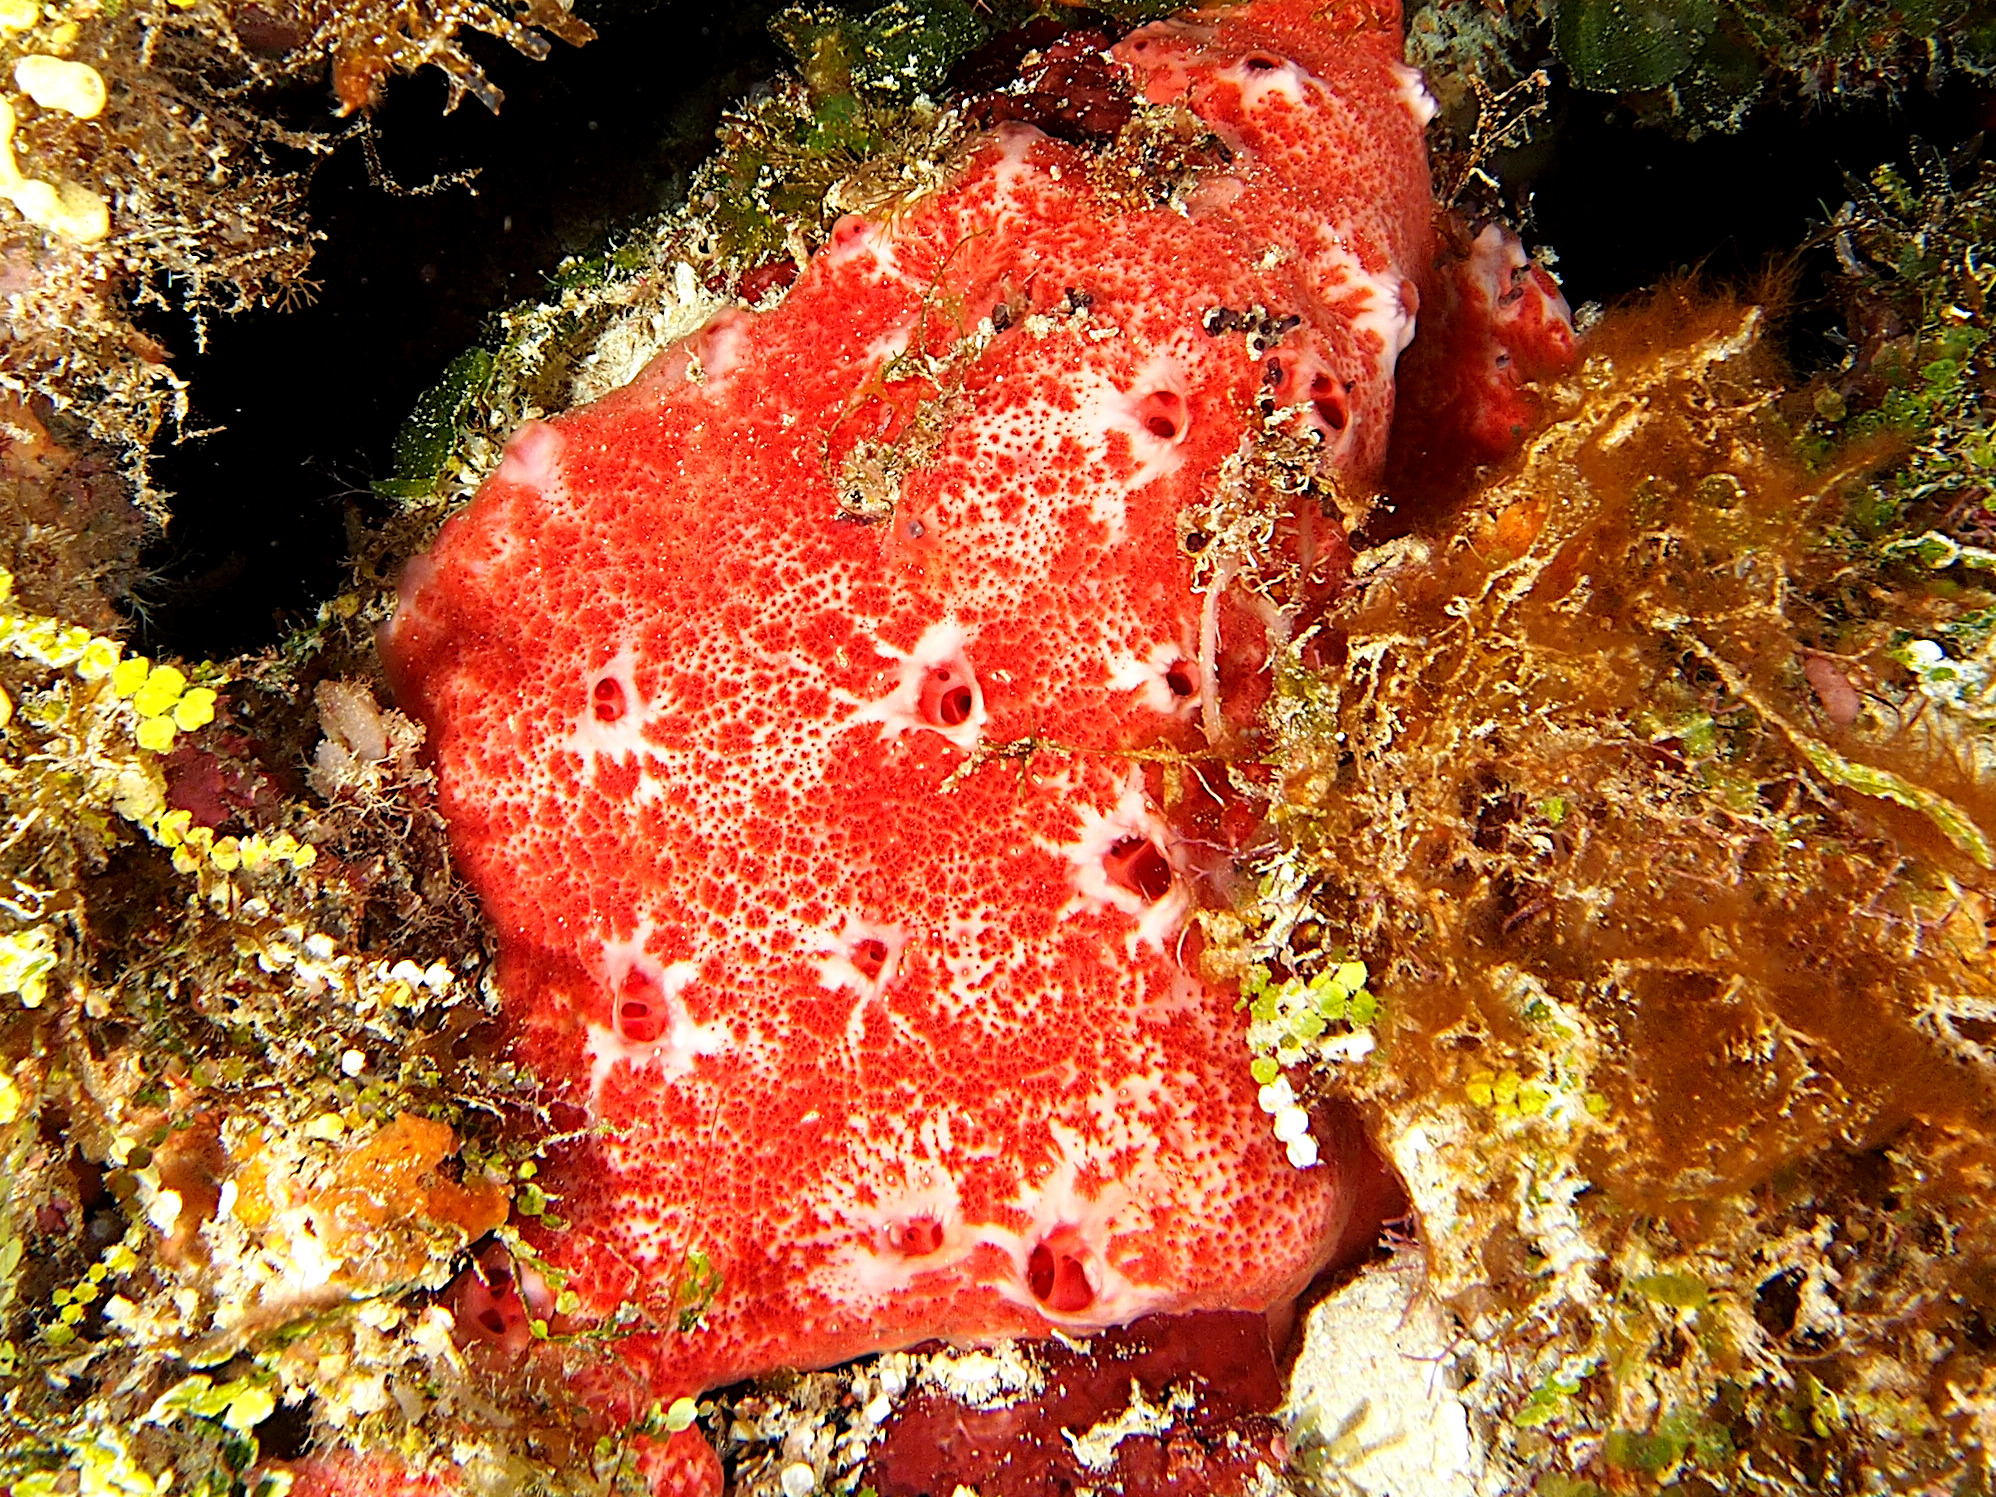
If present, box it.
[306,0,596,114]
[0,398,146,629]
[1227,289,1996,1489]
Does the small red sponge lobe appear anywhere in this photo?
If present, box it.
[865,1311,1289,1497]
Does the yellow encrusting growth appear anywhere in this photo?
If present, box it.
[0,925,53,1008]
[1229,954,1380,1169]
[13,54,104,118]
[0,94,104,241]
[110,655,219,754]
[0,552,520,1495]
[147,811,316,877]
[0,567,324,898]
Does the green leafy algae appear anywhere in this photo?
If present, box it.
[378,348,498,501]
[1553,0,1719,91]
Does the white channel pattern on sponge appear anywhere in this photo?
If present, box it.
[1463,222,1574,341]
[1052,766,1189,957]
[1058,351,1196,537]
[801,1098,1183,1329]
[811,1156,970,1300]
[1309,232,1419,366]
[1386,60,1439,126]
[555,617,859,825]
[1134,963,1211,1021]
[894,895,1111,1040]
[860,319,921,370]
[1115,18,1208,107]
[574,1170,708,1278]
[926,368,1171,570]
[931,910,1008,1021]
[806,912,915,1051]
[442,423,563,586]
[848,618,986,753]
[1104,637,1201,716]
[910,339,1203,634]
[983,1118,1173,1325]
[582,929,731,1113]
[560,643,663,793]
[1220,52,1322,113]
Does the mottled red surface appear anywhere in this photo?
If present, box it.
[162,731,282,831]
[866,1311,1286,1497]
[284,1453,454,1497]
[372,2,1572,1491]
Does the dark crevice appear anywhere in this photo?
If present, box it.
[1509,78,1987,314]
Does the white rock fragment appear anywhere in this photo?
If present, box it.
[919,1343,1044,1409]
[309,680,427,800]
[1284,1252,1484,1496]
[146,1187,182,1234]
[1273,1104,1312,1142]
[315,678,388,761]
[1323,1029,1377,1063]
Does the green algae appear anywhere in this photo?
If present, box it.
[378,349,499,502]
[776,0,987,103]
[1420,0,1996,144]
[1553,0,1719,92]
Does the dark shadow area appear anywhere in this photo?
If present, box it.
[133,0,785,659]
[1518,77,1987,309]
[1379,75,1986,524]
